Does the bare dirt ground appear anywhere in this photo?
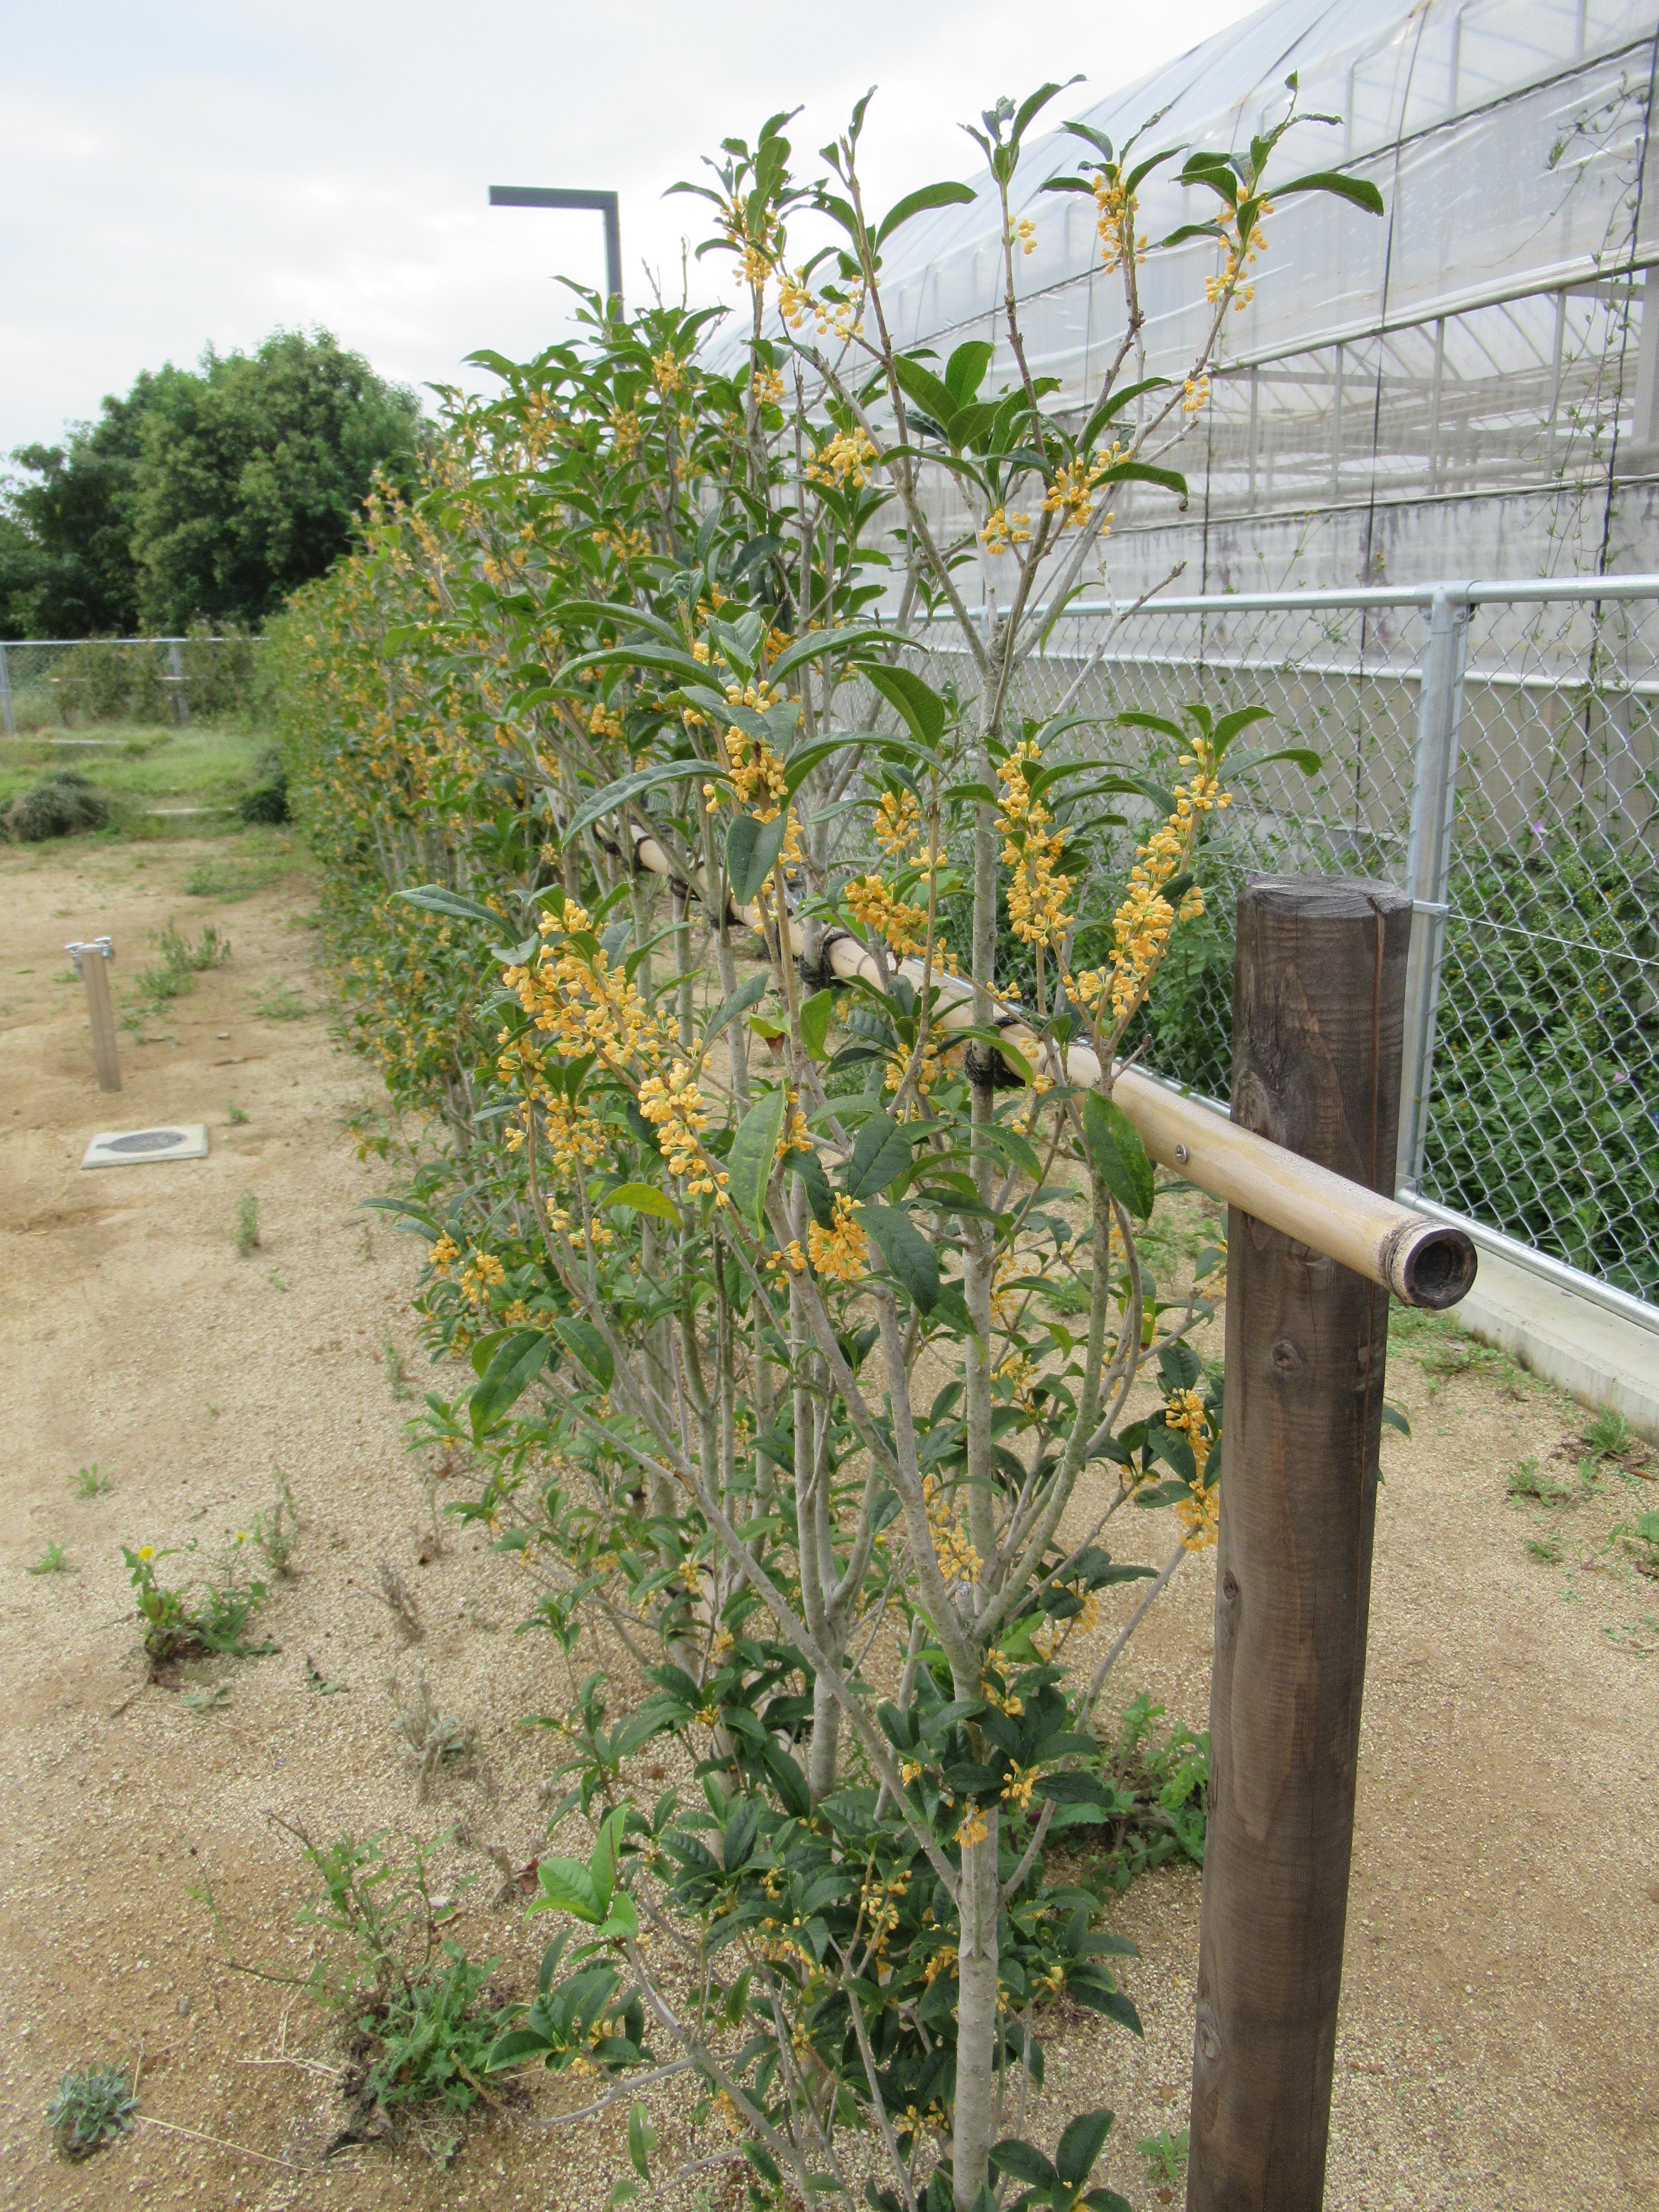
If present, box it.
[2,834,1657,2212]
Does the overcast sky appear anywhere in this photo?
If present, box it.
[3,0,1263,457]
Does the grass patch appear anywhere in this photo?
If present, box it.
[124,920,231,1032]
[255,986,307,1020]
[47,2062,139,2163]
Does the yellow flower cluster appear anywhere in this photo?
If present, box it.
[857,1871,910,1956]
[587,701,623,741]
[874,786,923,857]
[1206,207,1269,310]
[1166,1386,1220,1551]
[1099,741,1230,1025]
[1009,215,1037,257]
[1091,173,1147,273]
[768,1237,809,1290]
[428,1232,460,1277]
[504,907,663,1072]
[1001,1762,1040,1811]
[652,349,684,393]
[845,872,929,957]
[638,1062,726,1199]
[777,268,816,328]
[997,741,1074,949]
[885,1034,944,1112]
[923,1471,981,1584]
[751,367,786,407]
[807,1193,867,1284]
[610,407,642,459]
[1041,443,1123,529]
[1183,375,1211,414]
[459,1249,507,1308]
[805,427,877,490]
[591,524,651,562]
[980,507,1031,555]
[994,1350,1040,1410]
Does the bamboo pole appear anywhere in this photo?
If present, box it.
[625,832,1475,1311]
[1186,875,1406,2212]
[67,937,121,1092]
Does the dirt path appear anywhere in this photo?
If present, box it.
[2,836,1656,2211]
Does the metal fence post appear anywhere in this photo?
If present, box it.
[0,643,15,738]
[167,639,190,725]
[1396,586,1470,1195]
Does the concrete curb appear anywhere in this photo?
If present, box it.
[1452,1240,1659,1441]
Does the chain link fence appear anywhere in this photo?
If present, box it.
[0,634,261,735]
[920,576,1659,1321]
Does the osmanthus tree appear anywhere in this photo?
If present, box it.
[276,76,1379,2212]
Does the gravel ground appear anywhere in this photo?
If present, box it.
[2,834,1656,2211]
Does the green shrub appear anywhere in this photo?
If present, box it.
[4,770,109,841]
[237,747,290,822]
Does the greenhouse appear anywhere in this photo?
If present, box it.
[766,0,1659,1318]
[872,0,1659,594]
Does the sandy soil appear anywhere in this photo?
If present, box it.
[2,835,1656,2212]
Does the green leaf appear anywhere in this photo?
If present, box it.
[1380,1400,1411,1438]
[728,1089,787,1228]
[1055,2109,1116,2186]
[486,2026,552,2068]
[1083,1093,1155,1219]
[566,760,724,841]
[530,1857,602,1923]
[1224,744,1321,779]
[866,664,948,748]
[627,2101,658,2180]
[1275,168,1385,215]
[553,1316,614,1389]
[946,339,995,404]
[799,988,836,1060]
[470,1330,551,1437]
[892,354,960,436]
[875,178,978,248]
[604,1182,683,1226]
[861,1203,941,1311]
[845,1109,913,1200]
[727,813,789,906]
[394,885,502,926]
[990,2138,1057,2188]
[789,1148,835,1228]
[705,972,768,1042]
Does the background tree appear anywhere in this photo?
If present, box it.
[0,329,422,638]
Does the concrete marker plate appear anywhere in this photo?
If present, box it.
[81,1123,209,1170]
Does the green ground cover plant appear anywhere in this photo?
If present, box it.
[272,74,1383,2212]
[46,2063,139,2163]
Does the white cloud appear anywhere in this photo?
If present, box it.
[2,0,1260,451]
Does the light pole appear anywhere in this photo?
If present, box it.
[488,186,622,311]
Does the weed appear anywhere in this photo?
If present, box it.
[267,1270,289,1292]
[273,1824,510,2116]
[384,1338,413,1402]
[71,1464,111,1497]
[227,1099,250,1125]
[1584,1406,1630,1458]
[27,1540,69,1575]
[389,1668,488,1801]
[306,1654,348,1695]
[1527,1534,1563,1564]
[233,1191,260,1257]
[6,772,108,843]
[183,1683,231,1714]
[1054,1693,1208,1892]
[1138,2127,1190,2200]
[1506,1457,1571,1507]
[122,1543,276,1669]
[375,1560,424,1642]
[250,1472,300,1578]
[1619,1511,1659,1578]
[256,987,307,1020]
[46,2062,138,2161]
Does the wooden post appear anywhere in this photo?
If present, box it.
[1187,876,1412,2212]
[70,939,122,1092]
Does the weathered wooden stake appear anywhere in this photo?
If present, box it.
[1187,876,1412,2212]
[69,937,122,1092]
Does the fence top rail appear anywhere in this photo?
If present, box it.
[918,575,1659,623]
[0,635,254,649]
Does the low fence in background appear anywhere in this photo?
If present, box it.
[925,575,1659,1326]
[0,634,261,735]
